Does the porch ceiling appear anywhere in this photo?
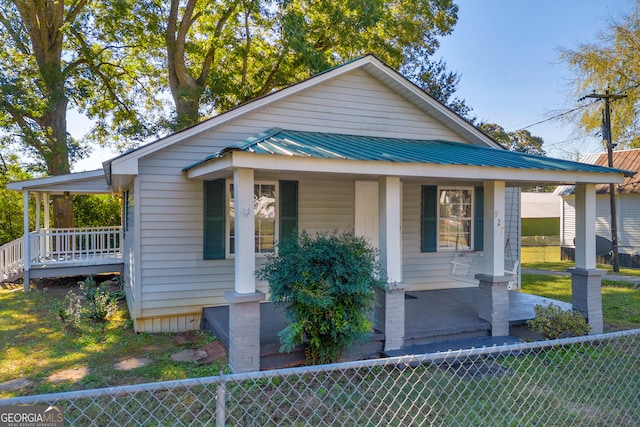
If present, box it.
[184,129,633,185]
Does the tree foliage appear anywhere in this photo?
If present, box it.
[0,153,32,245]
[560,4,640,148]
[73,194,122,228]
[0,0,151,227]
[478,123,546,156]
[117,0,460,129]
[401,47,474,120]
[257,230,386,365]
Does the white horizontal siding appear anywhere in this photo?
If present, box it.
[402,182,477,290]
[617,195,640,248]
[130,67,477,331]
[561,194,640,250]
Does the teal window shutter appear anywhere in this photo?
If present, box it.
[279,180,298,243]
[204,180,226,259]
[474,186,484,251]
[421,185,437,252]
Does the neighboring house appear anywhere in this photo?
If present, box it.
[556,149,640,267]
[5,55,630,372]
[521,192,561,240]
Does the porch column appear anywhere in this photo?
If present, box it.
[378,176,408,352]
[22,191,31,291]
[225,167,264,373]
[35,193,41,231]
[476,181,510,336]
[570,183,604,334]
[43,193,51,258]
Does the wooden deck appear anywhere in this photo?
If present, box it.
[1,227,124,284]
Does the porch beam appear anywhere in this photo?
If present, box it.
[574,183,596,269]
[43,193,50,229]
[186,151,627,186]
[23,190,31,291]
[233,168,256,294]
[228,167,263,373]
[378,176,402,283]
[378,176,406,352]
[477,181,510,336]
[35,193,41,231]
[570,183,604,334]
[482,181,505,276]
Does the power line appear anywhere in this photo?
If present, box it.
[509,101,599,132]
[510,82,639,133]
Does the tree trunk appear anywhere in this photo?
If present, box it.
[166,0,204,130]
[15,0,75,228]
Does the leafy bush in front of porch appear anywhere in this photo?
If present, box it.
[257,230,386,365]
[527,303,590,340]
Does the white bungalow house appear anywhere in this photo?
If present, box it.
[556,149,640,267]
[4,55,631,372]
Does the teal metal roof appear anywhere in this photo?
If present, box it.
[184,128,634,175]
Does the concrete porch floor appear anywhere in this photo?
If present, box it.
[202,288,571,369]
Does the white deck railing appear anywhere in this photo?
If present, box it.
[1,226,123,280]
[29,226,123,264]
[1,236,24,281]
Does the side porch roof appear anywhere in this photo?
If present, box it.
[5,169,111,194]
[184,128,634,186]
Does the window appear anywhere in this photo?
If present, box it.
[204,180,297,259]
[439,188,473,250]
[228,182,277,256]
[422,186,483,252]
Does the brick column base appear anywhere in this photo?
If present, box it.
[569,268,604,334]
[224,291,265,373]
[476,274,511,337]
[377,281,409,352]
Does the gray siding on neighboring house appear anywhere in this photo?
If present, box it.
[561,194,640,248]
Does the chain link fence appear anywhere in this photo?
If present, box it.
[2,329,639,426]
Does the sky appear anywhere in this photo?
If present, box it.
[72,0,637,172]
[436,0,636,160]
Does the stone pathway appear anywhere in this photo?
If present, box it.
[114,357,153,371]
[0,378,32,392]
[47,367,91,384]
[0,334,227,394]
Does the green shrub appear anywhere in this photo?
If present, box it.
[56,276,119,329]
[527,303,590,339]
[257,230,386,365]
[56,291,83,332]
[78,276,119,322]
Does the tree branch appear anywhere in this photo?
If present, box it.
[198,2,238,84]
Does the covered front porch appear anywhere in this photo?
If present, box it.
[202,288,571,369]
[4,170,124,288]
[185,129,631,373]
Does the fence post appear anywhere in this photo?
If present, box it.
[216,371,226,427]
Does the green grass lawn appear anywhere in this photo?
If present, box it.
[0,277,227,398]
[521,274,640,331]
[521,245,640,331]
[522,245,640,276]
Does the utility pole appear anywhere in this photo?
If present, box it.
[583,90,627,272]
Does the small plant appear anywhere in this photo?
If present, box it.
[257,230,386,365]
[527,303,590,340]
[55,291,83,332]
[78,276,119,322]
[55,276,120,330]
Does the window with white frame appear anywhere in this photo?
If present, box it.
[438,187,473,250]
[228,182,277,255]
